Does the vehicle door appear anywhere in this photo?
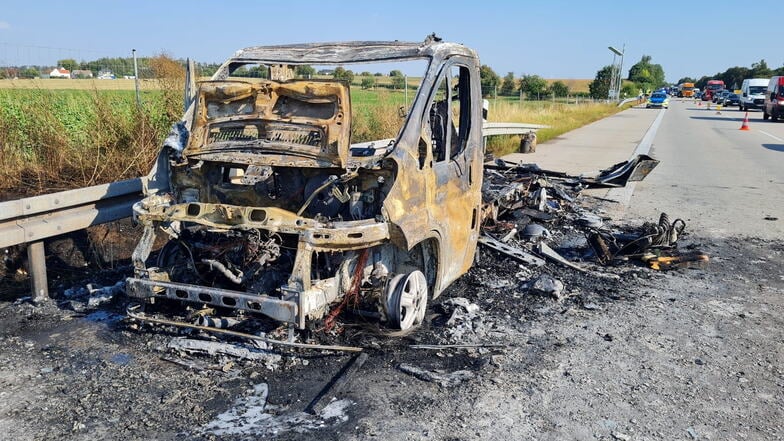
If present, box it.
[423,59,482,289]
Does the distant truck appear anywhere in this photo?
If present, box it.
[678,82,695,98]
[739,78,769,111]
[703,80,725,101]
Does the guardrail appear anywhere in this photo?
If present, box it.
[0,178,146,301]
[618,97,640,107]
[482,122,549,138]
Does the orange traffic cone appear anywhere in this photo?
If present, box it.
[740,112,750,131]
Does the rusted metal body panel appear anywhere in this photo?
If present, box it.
[187,80,351,168]
[129,36,483,330]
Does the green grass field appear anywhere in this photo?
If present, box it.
[0,85,624,195]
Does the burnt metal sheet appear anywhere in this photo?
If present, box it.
[225,37,476,67]
[187,80,351,168]
[478,235,545,266]
[126,278,298,324]
[593,154,660,187]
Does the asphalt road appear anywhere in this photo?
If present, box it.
[510,99,783,238]
[624,99,784,239]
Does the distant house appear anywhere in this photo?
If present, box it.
[71,69,93,79]
[97,70,115,80]
[49,67,70,78]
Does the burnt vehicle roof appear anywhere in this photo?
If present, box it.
[227,38,478,65]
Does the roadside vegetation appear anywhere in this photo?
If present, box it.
[0,56,185,195]
[0,59,622,196]
[484,100,632,156]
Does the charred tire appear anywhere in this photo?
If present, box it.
[385,270,428,330]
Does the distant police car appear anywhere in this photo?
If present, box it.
[646,92,669,109]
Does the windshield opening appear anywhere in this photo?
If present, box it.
[748,86,766,95]
[219,59,430,145]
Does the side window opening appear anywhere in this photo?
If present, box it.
[427,64,471,165]
[450,65,471,160]
[429,75,450,162]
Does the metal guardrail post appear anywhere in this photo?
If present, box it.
[27,241,48,302]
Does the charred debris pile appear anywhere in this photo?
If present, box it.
[115,155,708,352]
[479,155,707,281]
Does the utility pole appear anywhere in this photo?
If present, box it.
[132,49,141,107]
[608,45,624,101]
[404,74,408,109]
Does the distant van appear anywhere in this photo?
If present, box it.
[763,76,784,121]
[740,78,769,111]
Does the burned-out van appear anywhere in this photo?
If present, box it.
[127,36,484,330]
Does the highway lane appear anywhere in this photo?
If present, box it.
[505,104,659,175]
[623,98,784,239]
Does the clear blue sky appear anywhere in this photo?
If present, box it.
[0,0,781,82]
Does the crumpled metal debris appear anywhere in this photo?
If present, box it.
[398,363,475,387]
[168,337,282,370]
[86,281,125,307]
[479,156,702,279]
[529,274,565,300]
[583,212,708,270]
[442,297,484,343]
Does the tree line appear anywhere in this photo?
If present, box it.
[676,60,784,91]
[588,55,666,99]
[478,66,576,99]
[0,57,417,92]
[585,55,784,100]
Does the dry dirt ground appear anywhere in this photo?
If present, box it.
[0,215,782,441]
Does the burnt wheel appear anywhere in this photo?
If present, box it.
[385,271,428,330]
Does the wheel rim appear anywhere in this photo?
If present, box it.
[386,271,428,330]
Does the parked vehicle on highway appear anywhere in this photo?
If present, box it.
[646,92,669,108]
[722,93,740,107]
[763,76,784,121]
[703,80,725,101]
[740,78,769,111]
[677,82,695,98]
[713,90,730,104]
[694,91,703,99]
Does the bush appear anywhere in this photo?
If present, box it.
[548,81,569,97]
[391,76,406,90]
[0,89,170,194]
[333,67,354,84]
[360,77,376,89]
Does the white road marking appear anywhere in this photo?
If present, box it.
[759,130,784,142]
[606,108,667,207]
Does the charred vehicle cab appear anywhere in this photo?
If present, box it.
[127,36,484,331]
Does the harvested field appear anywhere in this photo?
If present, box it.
[0,78,162,90]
